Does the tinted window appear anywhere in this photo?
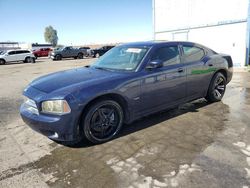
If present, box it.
[8,51,15,55]
[15,51,22,54]
[151,46,180,66]
[183,46,205,62]
[16,50,29,54]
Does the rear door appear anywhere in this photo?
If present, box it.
[181,44,212,99]
[139,44,186,115]
[21,50,30,61]
[14,50,24,61]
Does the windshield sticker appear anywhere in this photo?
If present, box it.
[126,48,142,53]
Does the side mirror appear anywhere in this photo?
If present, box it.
[146,60,163,70]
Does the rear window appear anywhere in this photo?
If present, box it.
[183,46,205,63]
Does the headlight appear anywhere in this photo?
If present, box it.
[41,100,71,114]
[23,96,39,115]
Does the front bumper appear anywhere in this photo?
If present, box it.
[50,55,55,60]
[20,103,79,142]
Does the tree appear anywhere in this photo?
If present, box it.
[44,26,58,47]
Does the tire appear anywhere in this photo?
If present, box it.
[31,57,36,63]
[206,72,226,102]
[77,53,83,59]
[25,57,33,63]
[95,53,100,58]
[0,59,6,65]
[81,100,124,144]
[55,54,62,61]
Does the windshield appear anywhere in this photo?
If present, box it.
[0,51,6,55]
[91,46,149,71]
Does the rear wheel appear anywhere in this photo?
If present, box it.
[206,72,226,102]
[25,57,33,63]
[31,57,35,63]
[0,59,6,65]
[81,100,124,144]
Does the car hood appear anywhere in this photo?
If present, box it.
[30,67,126,93]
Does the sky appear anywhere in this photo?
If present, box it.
[0,0,152,45]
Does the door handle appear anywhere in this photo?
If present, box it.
[177,68,184,73]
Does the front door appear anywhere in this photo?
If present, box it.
[139,45,186,115]
[5,51,16,62]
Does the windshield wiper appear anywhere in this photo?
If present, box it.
[93,66,111,71]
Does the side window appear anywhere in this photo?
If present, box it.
[183,46,205,63]
[15,51,22,54]
[151,46,180,66]
[8,51,15,55]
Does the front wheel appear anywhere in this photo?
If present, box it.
[77,53,83,59]
[0,59,6,65]
[206,72,226,102]
[81,100,124,144]
[55,54,62,60]
[95,53,100,58]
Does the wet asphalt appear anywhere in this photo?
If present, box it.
[0,58,250,188]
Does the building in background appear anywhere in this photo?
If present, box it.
[0,42,53,51]
[153,0,250,67]
[0,42,20,51]
[19,43,53,50]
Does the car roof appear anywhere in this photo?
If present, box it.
[119,40,198,47]
[6,49,31,52]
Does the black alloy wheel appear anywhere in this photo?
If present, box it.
[206,72,226,102]
[82,100,124,143]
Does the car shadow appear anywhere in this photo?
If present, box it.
[49,57,93,62]
[68,98,211,148]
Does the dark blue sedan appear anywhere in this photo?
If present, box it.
[20,41,233,144]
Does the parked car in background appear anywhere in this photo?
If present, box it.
[88,45,115,58]
[0,49,35,65]
[78,47,90,50]
[20,41,233,145]
[50,46,87,60]
[33,48,52,58]
[78,47,90,57]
